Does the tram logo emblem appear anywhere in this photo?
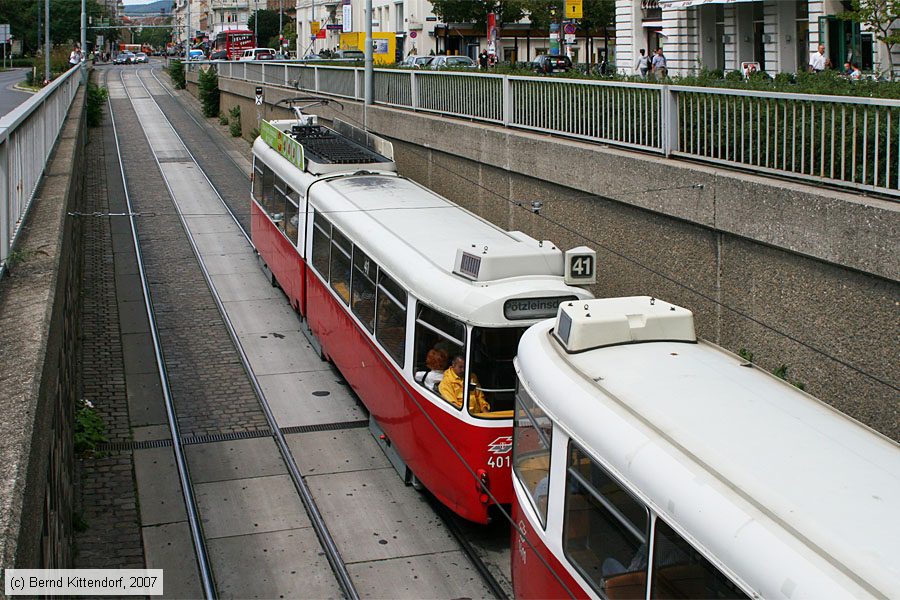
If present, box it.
[487,436,513,455]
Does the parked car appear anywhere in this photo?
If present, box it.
[532,54,573,74]
[333,49,365,60]
[428,55,477,69]
[188,49,205,61]
[299,54,324,61]
[273,51,293,60]
[134,52,149,64]
[239,48,276,61]
[400,55,434,68]
[209,49,228,60]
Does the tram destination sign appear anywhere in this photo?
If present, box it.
[504,296,577,321]
[260,120,305,170]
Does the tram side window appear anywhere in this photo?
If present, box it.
[284,188,299,246]
[563,443,649,600]
[512,385,552,527]
[261,166,277,220]
[414,305,466,407]
[273,178,288,230]
[252,160,264,204]
[311,211,331,278]
[351,246,376,332]
[651,520,749,600]
[330,227,352,304]
[469,327,527,418]
[375,271,407,367]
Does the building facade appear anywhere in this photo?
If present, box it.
[295,0,613,63]
[615,0,885,77]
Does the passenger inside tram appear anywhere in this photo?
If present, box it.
[414,348,449,392]
[412,304,523,418]
[439,356,490,414]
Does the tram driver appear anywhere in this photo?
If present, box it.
[439,356,491,414]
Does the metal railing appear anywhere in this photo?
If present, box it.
[189,60,900,197]
[0,64,85,277]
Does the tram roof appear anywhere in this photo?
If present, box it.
[518,314,900,599]
[304,166,592,324]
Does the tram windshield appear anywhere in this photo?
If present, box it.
[468,326,527,419]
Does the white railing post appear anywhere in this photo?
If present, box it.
[410,71,418,110]
[0,139,8,268]
[284,64,288,87]
[662,86,679,156]
[315,67,320,93]
[502,76,511,126]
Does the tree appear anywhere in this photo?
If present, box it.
[134,23,172,50]
[429,0,525,28]
[841,0,900,80]
[248,9,280,48]
[0,0,113,54]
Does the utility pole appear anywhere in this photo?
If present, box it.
[185,0,190,62]
[279,0,283,49]
[364,0,372,111]
[81,0,86,59]
[44,0,50,82]
[254,0,259,47]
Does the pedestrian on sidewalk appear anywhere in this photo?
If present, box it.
[636,49,651,79]
[479,49,489,69]
[69,45,83,69]
[651,47,667,80]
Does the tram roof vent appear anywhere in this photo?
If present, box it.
[452,240,564,282]
[263,119,396,175]
[554,296,696,352]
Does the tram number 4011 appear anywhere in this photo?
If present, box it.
[488,455,510,468]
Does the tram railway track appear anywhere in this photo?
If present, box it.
[137,63,514,599]
[99,62,510,599]
[106,65,354,598]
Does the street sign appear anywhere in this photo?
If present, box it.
[311,21,320,36]
[255,86,263,106]
[565,34,576,44]
[0,24,10,44]
[410,31,417,39]
[564,23,576,35]
[565,0,583,19]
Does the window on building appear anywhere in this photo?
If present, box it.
[512,385,552,527]
[330,227,352,304]
[563,443,649,599]
[351,246,376,332]
[414,304,465,405]
[395,1,404,31]
[311,210,331,278]
[650,519,749,599]
[375,271,407,367]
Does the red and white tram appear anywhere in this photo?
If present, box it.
[251,114,595,523]
[512,296,900,599]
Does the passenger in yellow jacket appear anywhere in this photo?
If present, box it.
[439,356,490,414]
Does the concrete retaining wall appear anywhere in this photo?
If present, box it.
[206,73,899,441]
[0,84,86,569]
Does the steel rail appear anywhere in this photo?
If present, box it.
[430,499,510,600]
[145,65,252,185]
[127,65,360,600]
[106,68,217,600]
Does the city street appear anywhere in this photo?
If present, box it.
[0,68,33,117]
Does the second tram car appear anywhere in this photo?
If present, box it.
[251,114,595,523]
[511,296,900,599]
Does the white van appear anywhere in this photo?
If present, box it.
[239,48,276,61]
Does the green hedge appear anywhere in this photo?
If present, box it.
[167,58,185,89]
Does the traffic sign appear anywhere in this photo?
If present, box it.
[311,21,320,36]
[565,34,576,44]
[565,0,583,19]
[564,23,576,35]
